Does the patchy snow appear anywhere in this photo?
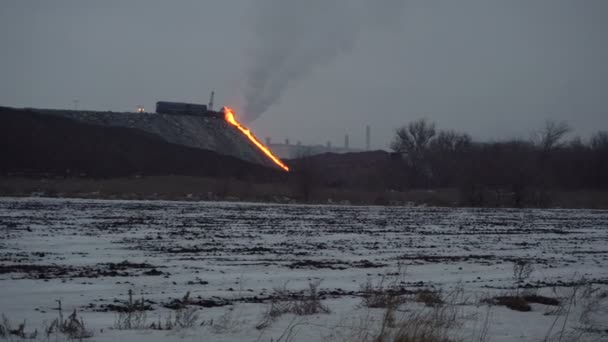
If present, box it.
[1,197,607,341]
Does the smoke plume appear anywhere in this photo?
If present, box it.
[240,0,404,122]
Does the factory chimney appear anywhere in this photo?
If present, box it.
[366,125,371,150]
[344,134,349,149]
[265,137,271,147]
[208,91,215,111]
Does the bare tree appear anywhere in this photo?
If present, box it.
[291,150,319,202]
[430,130,471,154]
[429,130,472,187]
[391,119,437,156]
[390,119,437,188]
[535,120,571,152]
[590,131,608,150]
[530,120,571,206]
[590,131,608,189]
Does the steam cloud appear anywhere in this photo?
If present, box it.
[240,0,404,122]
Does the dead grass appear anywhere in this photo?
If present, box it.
[1,301,93,340]
[114,291,200,331]
[359,269,410,309]
[360,279,407,309]
[256,280,330,330]
[373,286,464,342]
[324,283,466,342]
[173,305,199,329]
[113,290,149,330]
[542,282,608,342]
[291,280,331,315]
[0,315,38,339]
[162,291,200,328]
[46,309,93,340]
[512,260,534,294]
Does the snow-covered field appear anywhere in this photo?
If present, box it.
[1,197,607,341]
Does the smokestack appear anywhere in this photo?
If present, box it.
[285,138,290,145]
[266,137,271,146]
[326,141,332,151]
[344,134,349,149]
[366,125,371,150]
[208,91,215,111]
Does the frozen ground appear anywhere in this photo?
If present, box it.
[1,197,607,341]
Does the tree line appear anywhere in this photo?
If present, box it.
[389,119,608,207]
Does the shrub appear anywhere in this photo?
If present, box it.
[512,260,534,294]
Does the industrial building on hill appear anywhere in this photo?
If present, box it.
[156,101,208,115]
[155,101,223,119]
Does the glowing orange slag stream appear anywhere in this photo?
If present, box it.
[223,106,289,172]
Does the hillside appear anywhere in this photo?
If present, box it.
[31,106,276,168]
[0,107,282,180]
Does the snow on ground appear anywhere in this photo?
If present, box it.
[1,197,607,341]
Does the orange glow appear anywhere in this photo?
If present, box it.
[223,107,289,172]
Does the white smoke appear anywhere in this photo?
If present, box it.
[240,0,405,122]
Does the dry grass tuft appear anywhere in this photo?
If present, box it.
[256,280,330,330]
[0,315,38,339]
[113,290,149,330]
[360,277,408,309]
[373,286,464,342]
[291,280,331,316]
[46,300,93,339]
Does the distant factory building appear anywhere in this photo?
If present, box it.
[268,140,363,159]
[268,126,373,159]
[269,142,362,159]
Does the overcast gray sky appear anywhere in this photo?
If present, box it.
[1,0,607,150]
